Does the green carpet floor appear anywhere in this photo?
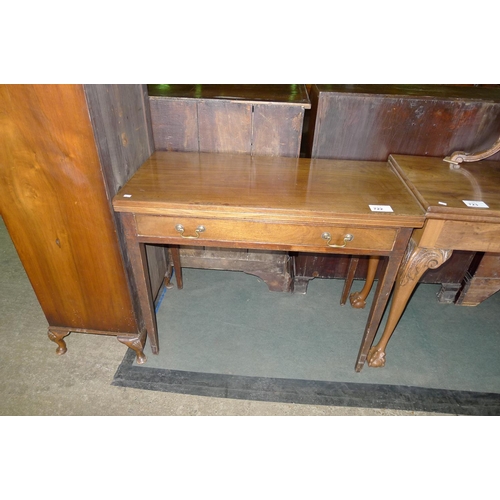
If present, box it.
[114,267,500,413]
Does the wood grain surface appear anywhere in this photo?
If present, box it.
[309,85,500,161]
[113,151,425,228]
[389,155,500,220]
[0,84,137,332]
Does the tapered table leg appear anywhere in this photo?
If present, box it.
[169,246,183,289]
[340,257,359,305]
[355,228,413,372]
[121,213,159,354]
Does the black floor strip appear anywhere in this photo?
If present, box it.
[113,349,500,415]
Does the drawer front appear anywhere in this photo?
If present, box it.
[135,215,397,252]
[433,220,500,253]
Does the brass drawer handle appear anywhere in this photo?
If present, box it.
[322,232,354,248]
[175,224,205,239]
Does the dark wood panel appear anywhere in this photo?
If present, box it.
[149,98,198,151]
[178,247,292,292]
[0,84,137,332]
[198,101,252,154]
[85,84,168,305]
[456,252,500,305]
[457,278,500,306]
[420,251,475,283]
[252,104,304,157]
[310,90,500,161]
[84,84,154,194]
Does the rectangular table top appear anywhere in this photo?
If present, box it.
[389,155,500,221]
[113,152,425,228]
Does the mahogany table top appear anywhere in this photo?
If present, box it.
[113,151,425,227]
[389,155,500,221]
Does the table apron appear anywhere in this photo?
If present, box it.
[134,214,398,253]
[419,219,500,253]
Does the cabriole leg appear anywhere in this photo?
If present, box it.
[47,327,70,355]
[117,329,148,364]
[367,244,453,368]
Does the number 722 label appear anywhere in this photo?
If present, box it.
[463,200,489,208]
[369,205,394,212]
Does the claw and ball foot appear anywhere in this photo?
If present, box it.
[349,256,380,309]
[349,291,368,309]
[367,346,386,367]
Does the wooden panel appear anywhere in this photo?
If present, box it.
[456,252,500,306]
[309,85,500,161]
[144,244,167,298]
[294,254,375,279]
[467,252,500,279]
[181,247,284,261]
[149,98,198,151]
[178,247,292,292]
[457,278,500,305]
[84,84,168,303]
[198,101,252,153]
[428,221,500,252]
[84,84,154,194]
[420,250,475,284]
[252,104,304,157]
[0,85,137,333]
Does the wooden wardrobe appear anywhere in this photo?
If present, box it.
[0,85,168,362]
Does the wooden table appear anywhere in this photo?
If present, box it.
[112,151,425,371]
[367,154,500,368]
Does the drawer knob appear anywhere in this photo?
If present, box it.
[322,232,354,248]
[175,224,206,239]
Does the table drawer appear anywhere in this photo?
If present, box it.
[433,220,500,253]
[135,215,396,252]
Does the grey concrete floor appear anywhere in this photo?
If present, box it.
[0,217,439,416]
